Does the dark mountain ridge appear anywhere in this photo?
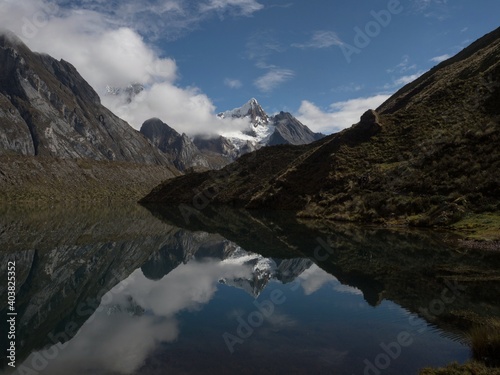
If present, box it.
[140,118,216,171]
[142,27,500,230]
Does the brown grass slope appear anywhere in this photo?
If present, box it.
[142,27,500,228]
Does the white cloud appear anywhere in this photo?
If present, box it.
[254,68,294,92]
[42,0,264,40]
[413,0,448,11]
[246,30,286,63]
[383,70,426,89]
[0,0,252,135]
[245,30,293,93]
[105,83,251,134]
[332,83,364,93]
[393,71,425,86]
[224,78,243,89]
[430,54,451,63]
[413,0,450,20]
[296,94,391,134]
[387,55,417,74]
[292,30,343,49]
[199,0,264,16]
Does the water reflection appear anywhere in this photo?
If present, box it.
[1,203,499,374]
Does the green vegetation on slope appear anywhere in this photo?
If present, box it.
[142,27,500,239]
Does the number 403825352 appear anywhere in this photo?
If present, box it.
[7,261,16,310]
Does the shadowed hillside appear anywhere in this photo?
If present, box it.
[142,27,500,233]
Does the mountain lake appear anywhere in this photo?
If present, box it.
[1,203,499,375]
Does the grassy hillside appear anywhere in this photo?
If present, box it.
[142,27,500,238]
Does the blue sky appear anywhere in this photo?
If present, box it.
[1,0,499,135]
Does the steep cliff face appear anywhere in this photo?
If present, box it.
[269,111,325,146]
[140,118,214,171]
[0,31,172,166]
[193,134,256,163]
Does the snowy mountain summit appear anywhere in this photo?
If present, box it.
[215,98,325,153]
[218,98,270,127]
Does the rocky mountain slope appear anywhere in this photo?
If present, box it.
[140,118,217,171]
[142,27,500,229]
[0,31,172,164]
[0,30,179,201]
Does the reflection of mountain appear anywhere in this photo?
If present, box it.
[140,232,312,297]
[3,202,499,373]
[0,203,311,369]
[0,204,176,367]
[145,204,500,334]
[221,255,313,297]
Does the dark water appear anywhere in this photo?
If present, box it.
[1,203,499,375]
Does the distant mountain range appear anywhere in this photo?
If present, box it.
[139,98,324,171]
[142,27,500,228]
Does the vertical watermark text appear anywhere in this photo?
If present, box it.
[6,260,17,368]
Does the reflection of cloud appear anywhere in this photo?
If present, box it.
[21,259,253,375]
[298,264,337,295]
[333,284,363,296]
[127,261,252,316]
[265,311,297,328]
[298,264,363,296]
[33,314,179,375]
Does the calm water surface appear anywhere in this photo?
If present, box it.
[1,204,498,375]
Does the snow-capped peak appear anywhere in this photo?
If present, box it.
[218,98,270,127]
[217,98,275,150]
